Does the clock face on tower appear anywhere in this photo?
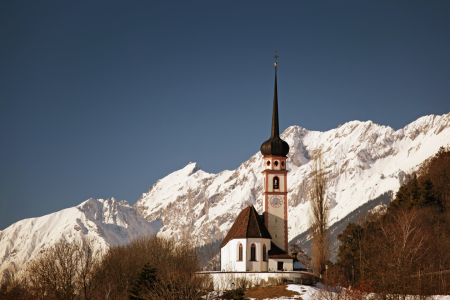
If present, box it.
[270,197,282,208]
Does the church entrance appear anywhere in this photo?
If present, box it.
[277,261,283,271]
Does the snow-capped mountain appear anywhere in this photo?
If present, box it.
[0,198,162,272]
[134,113,450,252]
[1,113,449,273]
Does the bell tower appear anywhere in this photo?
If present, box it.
[260,57,290,252]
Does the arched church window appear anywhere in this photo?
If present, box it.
[273,176,279,189]
[266,161,271,167]
[274,161,279,167]
[263,244,267,261]
[250,244,256,261]
[281,161,285,168]
[238,243,243,261]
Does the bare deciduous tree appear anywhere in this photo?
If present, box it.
[289,243,312,270]
[75,238,103,300]
[96,235,211,300]
[0,264,31,300]
[123,235,212,300]
[376,209,430,297]
[26,237,102,300]
[308,150,329,275]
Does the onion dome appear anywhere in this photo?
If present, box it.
[260,62,290,157]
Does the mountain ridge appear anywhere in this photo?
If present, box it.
[0,198,162,273]
[1,112,449,273]
[134,112,450,248]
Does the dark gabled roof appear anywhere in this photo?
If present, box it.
[220,205,271,248]
[268,241,293,259]
[293,259,307,270]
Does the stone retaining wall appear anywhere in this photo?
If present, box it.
[198,271,316,291]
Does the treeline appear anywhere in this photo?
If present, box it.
[329,146,450,296]
[0,236,212,300]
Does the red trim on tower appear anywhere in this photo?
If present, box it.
[284,219,288,252]
[284,194,288,252]
[261,156,289,252]
[284,171,287,191]
[262,192,287,196]
[260,170,289,174]
[265,172,268,191]
[265,195,268,227]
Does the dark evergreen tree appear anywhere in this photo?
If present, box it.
[407,174,420,208]
[336,223,364,283]
[129,263,157,300]
[436,146,450,158]
[419,178,440,208]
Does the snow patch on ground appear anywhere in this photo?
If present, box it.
[284,284,450,300]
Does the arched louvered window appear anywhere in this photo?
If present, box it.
[238,243,243,261]
[250,244,256,261]
[273,176,279,189]
[263,244,267,261]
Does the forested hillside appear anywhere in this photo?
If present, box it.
[332,146,450,296]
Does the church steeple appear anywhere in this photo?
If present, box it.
[219,54,294,272]
[260,59,290,157]
[260,54,290,252]
[271,63,280,138]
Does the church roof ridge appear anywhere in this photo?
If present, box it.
[249,205,266,240]
[220,205,271,248]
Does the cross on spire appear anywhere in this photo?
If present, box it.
[274,51,278,73]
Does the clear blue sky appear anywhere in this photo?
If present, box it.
[1,1,449,230]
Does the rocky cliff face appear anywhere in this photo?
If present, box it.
[134,113,450,250]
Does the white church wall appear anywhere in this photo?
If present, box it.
[221,238,273,272]
[220,242,232,271]
[268,258,293,271]
[221,238,247,272]
[234,239,247,272]
[246,238,270,272]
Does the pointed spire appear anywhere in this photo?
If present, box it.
[271,62,279,138]
[260,54,290,157]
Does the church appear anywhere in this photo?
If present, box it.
[220,61,298,273]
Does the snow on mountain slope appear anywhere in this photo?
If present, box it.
[134,113,450,249]
[0,198,162,272]
[1,113,448,273]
